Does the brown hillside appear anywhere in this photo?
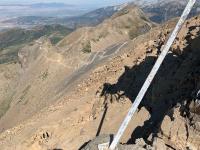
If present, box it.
[57,5,154,65]
[0,5,154,135]
[0,11,200,150]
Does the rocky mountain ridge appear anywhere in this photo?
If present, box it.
[0,3,200,150]
[0,5,153,134]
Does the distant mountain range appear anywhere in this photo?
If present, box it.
[30,3,74,8]
[57,5,125,28]
[138,0,200,23]
[0,2,92,19]
[2,0,200,30]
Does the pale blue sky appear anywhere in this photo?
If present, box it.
[0,0,136,6]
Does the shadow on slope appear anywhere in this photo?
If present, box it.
[100,34,200,144]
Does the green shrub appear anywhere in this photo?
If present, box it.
[50,36,63,45]
[82,41,91,53]
[41,70,49,80]
[128,28,138,40]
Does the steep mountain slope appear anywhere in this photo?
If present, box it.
[57,5,124,29]
[58,4,154,68]
[0,14,200,150]
[0,5,153,135]
[0,24,72,49]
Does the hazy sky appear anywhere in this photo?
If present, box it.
[0,0,136,6]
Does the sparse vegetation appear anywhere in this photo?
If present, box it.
[50,36,63,45]
[0,25,71,49]
[128,27,139,40]
[41,70,49,80]
[82,41,91,53]
[129,24,151,40]
[0,25,73,64]
[91,31,108,43]
[0,44,23,64]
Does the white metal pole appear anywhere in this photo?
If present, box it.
[109,0,196,149]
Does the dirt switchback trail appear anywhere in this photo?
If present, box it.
[55,42,128,99]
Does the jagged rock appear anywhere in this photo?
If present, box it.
[80,135,154,150]
[153,138,168,150]
[189,101,200,115]
[161,116,172,137]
